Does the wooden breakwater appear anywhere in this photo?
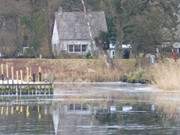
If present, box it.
[0,63,54,96]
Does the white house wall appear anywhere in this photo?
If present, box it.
[107,50,115,59]
[52,20,60,54]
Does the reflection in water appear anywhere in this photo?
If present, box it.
[51,103,60,135]
[0,95,178,135]
[0,103,54,134]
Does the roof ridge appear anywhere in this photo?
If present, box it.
[56,11,105,14]
[54,10,107,40]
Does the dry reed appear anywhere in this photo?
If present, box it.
[149,59,180,90]
[0,59,136,82]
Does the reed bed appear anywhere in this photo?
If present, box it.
[153,94,180,121]
[0,59,136,82]
[149,59,180,90]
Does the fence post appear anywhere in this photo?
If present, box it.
[38,66,42,82]
[26,67,29,83]
[1,64,4,83]
[16,71,19,84]
[6,64,9,84]
[20,70,23,84]
[11,67,14,84]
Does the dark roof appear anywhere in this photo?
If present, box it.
[55,11,107,40]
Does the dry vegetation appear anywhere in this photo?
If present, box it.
[155,97,179,120]
[149,59,180,90]
[0,59,136,82]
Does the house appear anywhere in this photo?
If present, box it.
[51,7,108,56]
[161,42,180,54]
[173,42,180,54]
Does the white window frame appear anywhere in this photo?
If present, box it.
[68,44,88,53]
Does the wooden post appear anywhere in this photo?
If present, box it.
[1,106,4,115]
[16,71,19,84]
[16,106,19,111]
[20,106,23,113]
[33,73,36,82]
[29,67,32,82]
[38,113,41,120]
[26,106,29,118]
[1,64,3,75]
[38,66,42,82]
[38,66,41,73]
[11,67,14,83]
[1,64,4,81]
[26,67,29,83]
[11,106,14,115]
[6,64,9,84]
[6,106,8,116]
[6,64,9,79]
[20,70,23,83]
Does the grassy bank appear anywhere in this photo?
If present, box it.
[149,59,180,90]
[121,68,149,84]
[0,59,136,82]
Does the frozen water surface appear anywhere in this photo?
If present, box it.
[0,82,179,135]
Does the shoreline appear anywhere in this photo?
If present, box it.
[0,58,179,91]
[54,81,180,93]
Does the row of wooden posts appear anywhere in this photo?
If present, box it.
[0,64,43,83]
[0,105,47,119]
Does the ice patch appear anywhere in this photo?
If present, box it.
[122,106,133,112]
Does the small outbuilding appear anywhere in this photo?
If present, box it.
[122,44,132,59]
[173,42,180,54]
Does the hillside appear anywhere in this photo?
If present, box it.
[0,0,179,58]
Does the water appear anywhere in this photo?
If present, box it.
[0,83,179,135]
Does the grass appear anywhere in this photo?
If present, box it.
[149,59,180,90]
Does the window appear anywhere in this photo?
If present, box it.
[82,44,87,52]
[74,45,81,52]
[82,104,88,111]
[69,104,74,110]
[68,45,74,52]
[68,44,88,53]
[75,104,81,110]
